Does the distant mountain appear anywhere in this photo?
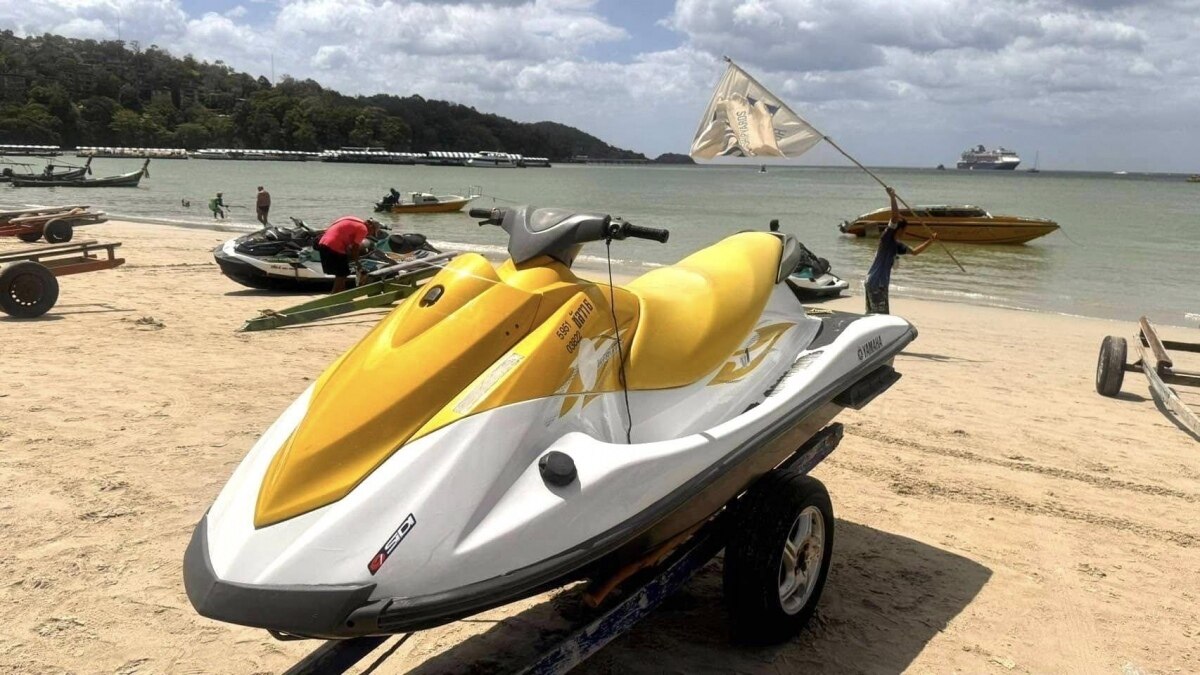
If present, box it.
[653,153,695,164]
[0,31,645,161]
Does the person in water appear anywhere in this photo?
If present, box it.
[209,193,226,220]
[769,219,780,232]
[316,216,381,293]
[865,187,935,314]
[256,186,271,225]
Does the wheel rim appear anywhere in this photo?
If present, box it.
[778,505,825,615]
[10,272,46,308]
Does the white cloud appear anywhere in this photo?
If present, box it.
[3,0,1199,169]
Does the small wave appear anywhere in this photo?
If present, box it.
[109,213,259,233]
[889,284,1010,303]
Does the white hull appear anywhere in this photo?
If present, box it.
[187,283,914,635]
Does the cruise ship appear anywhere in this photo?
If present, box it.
[957,145,1021,170]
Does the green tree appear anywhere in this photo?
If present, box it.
[110,109,164,145]
[0,103,61,144]
[172,122,211,149]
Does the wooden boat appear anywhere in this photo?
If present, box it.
[374,190,477,214]
[1,157,92,183]
[11,159,148,188]
[838,205,1059,244]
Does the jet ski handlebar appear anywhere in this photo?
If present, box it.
[609,220,670,243]
[472,204,667,266]
[469,206,669,243]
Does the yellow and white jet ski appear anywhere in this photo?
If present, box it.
[184,205,916,641]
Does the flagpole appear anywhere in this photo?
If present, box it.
[819,136,966,273]
[723,57,966,273]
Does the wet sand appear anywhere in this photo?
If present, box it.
[1,220,1196,674]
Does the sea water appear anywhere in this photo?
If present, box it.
[5,158,1197,324]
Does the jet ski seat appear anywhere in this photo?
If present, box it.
[624,232,783,390]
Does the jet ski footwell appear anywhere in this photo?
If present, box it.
[183,321,912,639]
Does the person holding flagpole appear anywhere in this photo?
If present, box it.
[864,187,936,314]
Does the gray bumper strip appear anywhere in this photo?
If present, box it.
[183,515,376,638]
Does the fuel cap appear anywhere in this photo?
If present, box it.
[419,285,444,307]
[538,451,577,487]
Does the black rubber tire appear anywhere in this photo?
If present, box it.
[723,471,835,645]
[1096,335,1127,397]
[17,232,42,243]
[43,220,73,244]
[0,261,60,318]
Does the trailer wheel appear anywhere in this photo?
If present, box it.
[43,220,73,244]
[17,232,42,243]
[723,471,834,645]
[0,262,60,318]
[1096,335,1127,397]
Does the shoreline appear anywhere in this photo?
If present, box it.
[47,215,1199,330]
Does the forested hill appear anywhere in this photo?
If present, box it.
[0,32,646,161]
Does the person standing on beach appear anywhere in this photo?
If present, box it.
[256,186,271,225]
[865,187,935,314]
[316,216,381,294]
[209,192,226,220]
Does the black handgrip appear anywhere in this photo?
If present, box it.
[622,223,670,243]
[468,208,494,219]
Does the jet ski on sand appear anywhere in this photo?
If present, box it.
[185,204,916,650]
[213,217,440,291]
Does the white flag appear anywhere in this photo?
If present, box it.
[690,62,823,160]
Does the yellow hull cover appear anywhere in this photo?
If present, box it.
[254,232,784,527]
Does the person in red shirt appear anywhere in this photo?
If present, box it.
[316,216,381,293]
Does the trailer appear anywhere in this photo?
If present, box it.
[0,239,125,318]
[0,206,107,243]
[283,424,846,675]
[1096,316,1200,438]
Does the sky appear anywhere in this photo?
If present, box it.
[3,0,1199,171]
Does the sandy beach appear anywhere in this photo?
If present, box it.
[1,219,1196,674]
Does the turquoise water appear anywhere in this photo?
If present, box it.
[4,158,1197,324]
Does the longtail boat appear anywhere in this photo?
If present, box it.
[11,159,148,188]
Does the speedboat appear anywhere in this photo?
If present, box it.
[374,189,478,214]
[185,205,916,641]
[213,217,440,291]
[839,204,1058,244]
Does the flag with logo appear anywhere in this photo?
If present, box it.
[690,61,824,160]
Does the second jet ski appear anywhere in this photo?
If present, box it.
[787,242,849,300]
[213,217,441,291]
